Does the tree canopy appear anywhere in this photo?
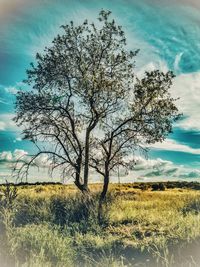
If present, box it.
[14,10,180,200]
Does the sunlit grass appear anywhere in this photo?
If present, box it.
[1,182,200,266]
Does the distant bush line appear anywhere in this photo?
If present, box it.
[1,181,200,191]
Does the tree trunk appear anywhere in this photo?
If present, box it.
[74,176,90,194]
[83,129,90,189]
[98,170,109,224]
[74,172,84,191]
[74,156,89,194]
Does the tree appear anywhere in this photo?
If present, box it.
[14,10,138,192]
[14,10,180,207]
[89,70,180,221]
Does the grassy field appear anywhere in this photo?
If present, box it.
[0,182,200,267]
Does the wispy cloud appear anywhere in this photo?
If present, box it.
[112,155,200,181]
[150,139,200,155]
[0,113,18,132]
[171,71,200,131]
[5,86,19,95]
[0,149,51,168]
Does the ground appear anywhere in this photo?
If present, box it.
[0,181,200,267]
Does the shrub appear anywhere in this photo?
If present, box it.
[151,183,166,191]
[0,182,18,209]
[140,184,149,191]
[49,194,100,233]
[182,198,200,215]
[13,196,51,226]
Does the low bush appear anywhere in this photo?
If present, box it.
[13,196,51,226]
[49,194,100,233]
[182,198,200,215]
[151,183,166,191]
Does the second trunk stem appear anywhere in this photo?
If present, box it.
[83,129,90,189]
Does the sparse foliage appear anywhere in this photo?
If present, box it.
[14,10,138,192]
[14,10,180,212]
[90,69,179,221]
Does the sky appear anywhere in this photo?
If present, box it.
[1,0,200,183]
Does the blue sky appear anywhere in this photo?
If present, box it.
[1,0,200,182]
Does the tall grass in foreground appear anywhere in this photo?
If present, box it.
[0,183,200,266]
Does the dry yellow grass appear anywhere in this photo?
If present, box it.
[1,182,200,266]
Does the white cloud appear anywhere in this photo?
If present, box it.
[13,149,28,160]
[0,149,199,182]
[126,155,200,180]
[0,113,19,132]
[16,81,25,87]
[34,154,52,167]
[5,86,18,94]
[0,149,56,183]
[0,149,51,167]
[133,156,172,170]
[0,121,6,131]
[179,170,200,179]
[0,149,28,162]
[0,151,13,161]
[149,139,200,155]
[173,52,183,73]
[109,155,200,181]
[123,154,172,170]
[136,59,169,78]
[170,71,200,130]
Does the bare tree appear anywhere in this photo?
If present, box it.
[14,10,138,192]
[89,70,180,221]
